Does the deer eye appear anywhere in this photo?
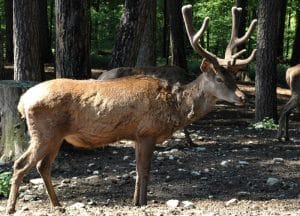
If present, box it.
[216,77,224,83]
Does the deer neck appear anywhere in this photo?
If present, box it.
[177,74,217,127]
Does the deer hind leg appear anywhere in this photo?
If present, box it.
[277,95,298,141]
[133,137,155,206]
[36,141,62,208]
[6,142,50,214]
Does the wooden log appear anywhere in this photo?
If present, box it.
[0,80,38,162]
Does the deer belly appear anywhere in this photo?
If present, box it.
[64,134,119,148]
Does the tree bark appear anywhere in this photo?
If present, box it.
[55,0,91,79]
[291,2,300,66]
[255,0,280,121]
[0,81,37,161]
[4,0,13,63]
[109,0,150,68]
[136,0,156,67]
[166,0,187,70]
[162,0,169,64]
[277,0,287,62]
[13,0,44,81]
[39,0,53,63]
[49,0,55,49]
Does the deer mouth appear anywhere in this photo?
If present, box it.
[234,101,245,106]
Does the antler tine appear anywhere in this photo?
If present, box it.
[236,19,257,48]
[224,7,243,64]
[182,4,220,67]
[230,7,242,44]
[235,48,257,66]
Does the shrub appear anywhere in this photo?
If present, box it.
[0,171,12,198]
[251,117,278,130]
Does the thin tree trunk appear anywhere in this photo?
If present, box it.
[39,0,53,63]
[136,0,156,67]
[277,0,288,62]
[49,0,54,50]
[236,0,248,51]
[166,0,187,70]
[255,0,280,121]
[55,0,91,79]
[291,1,300,66]
[0,28,4,80]
[13,0,44,81]
[286,10,291,58]
[110,0,150,68]
[4,0,13,63]
[163,0,169,65]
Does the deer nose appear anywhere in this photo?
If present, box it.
[239,94,246,103]
[235,89,246,105]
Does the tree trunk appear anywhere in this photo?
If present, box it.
[255,0,280,121]
[277,0,287,62]
[109,0,150,68]
[136,0,156,67]
[49,0,54,50]
[13,0,44,81]
[166,0,187,70]
[162,0,169,65]
[0,81,37,161]
[39,0,53,63]
[0,29,4,80]
[4,0,13,63]
[291,2,300,66]
[55,0,91,79]
[236,0,248,51]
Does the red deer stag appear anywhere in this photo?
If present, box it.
[6,4,256,214]
[277,64,300,141]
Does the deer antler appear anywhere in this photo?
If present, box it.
[182,4,257,69]
[224,6,257,67]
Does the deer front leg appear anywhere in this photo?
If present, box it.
[133,137,155,206]
[277,111,287,140]
[277,96,298,141]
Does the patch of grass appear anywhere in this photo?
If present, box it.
[0,171,12,198]
[251,117,279,130]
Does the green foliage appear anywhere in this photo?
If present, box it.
[251,118,279,130]
[187,56,201,75]
[0,171,12,198]
[90,1,123,53]
[193,0,235,57]
[90,53,111,69]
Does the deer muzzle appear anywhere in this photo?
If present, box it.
[234,89,246,106]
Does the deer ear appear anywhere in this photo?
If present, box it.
[200,58,212,73]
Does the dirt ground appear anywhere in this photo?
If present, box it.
[0,83,299,215]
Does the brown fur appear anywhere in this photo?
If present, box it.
[277,64,300,141]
